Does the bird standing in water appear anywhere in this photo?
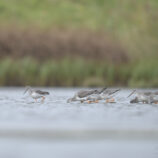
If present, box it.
[85,88,120,103]
[24,86,49,102]
[100,89,121,103]
[128,90,158,104]
[67,87,107,103]
[67,88,121,103]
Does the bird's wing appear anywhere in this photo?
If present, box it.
[35,90,49,95]
[103,89,120,96]
[77,90,96,98]
[143,92,152,96]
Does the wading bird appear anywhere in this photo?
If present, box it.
[85,88,120,103]
[150,92,158,104]
[128,90,158,104]
[101,89,121,103]
[67,87,107,103]
[67,88,121,103]
[24,86,49,102]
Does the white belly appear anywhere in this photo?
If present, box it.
[31,92,42,99]
[137,94,149,102]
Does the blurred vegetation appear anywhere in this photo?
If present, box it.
[0,28,128,63]
[0,0,157,87]
[0,0,157,57]
[0,58,157,87]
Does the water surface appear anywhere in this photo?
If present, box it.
[0,88,158,158]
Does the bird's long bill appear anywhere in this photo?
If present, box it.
[111,89,121,95]
[23,87,29,94]
[100,87,107,93]
[115,89,121,93]
[127,90,136,98]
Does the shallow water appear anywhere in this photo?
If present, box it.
[0,88,158,158]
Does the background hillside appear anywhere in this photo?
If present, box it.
[0,0,158,87]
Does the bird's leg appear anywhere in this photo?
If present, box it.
[106,98,115,103]
[109,98,115,103]
[35,98,37,102]
[41,96,45,103]
[94,100,99,103]
[87,100,98,104]
[87,100,92,104]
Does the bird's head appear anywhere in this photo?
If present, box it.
[67,98,73,103]
[67,97,77,103]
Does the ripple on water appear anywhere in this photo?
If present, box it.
[0,88,158,158]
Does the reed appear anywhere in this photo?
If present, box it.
[0,58,157,87]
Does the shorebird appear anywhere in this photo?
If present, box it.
[128,90,158,104]
[101,89,121,103]
[130,94,150,104]
[24,86,49,102]
[67,88,121,103]
[149,92,158,104]
[128,90,151,104]
[85,88,120,103]
[67,87,107,103]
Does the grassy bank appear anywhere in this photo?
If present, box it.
[0,58,158,87]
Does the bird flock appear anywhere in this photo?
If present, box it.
[24,86,158,104]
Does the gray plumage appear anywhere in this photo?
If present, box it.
[35,90,49,95]
[67,87,107,103]
[102,89,120,96]
[77,90,97,98]
[129,90,158,104]
[83,88,121,103]
[77,87,107,98]
[24,86,49,102]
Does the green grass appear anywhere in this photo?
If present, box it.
[0,58,158,87]
[0,0,157,30]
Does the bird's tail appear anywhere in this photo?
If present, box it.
[45,92,49,95]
